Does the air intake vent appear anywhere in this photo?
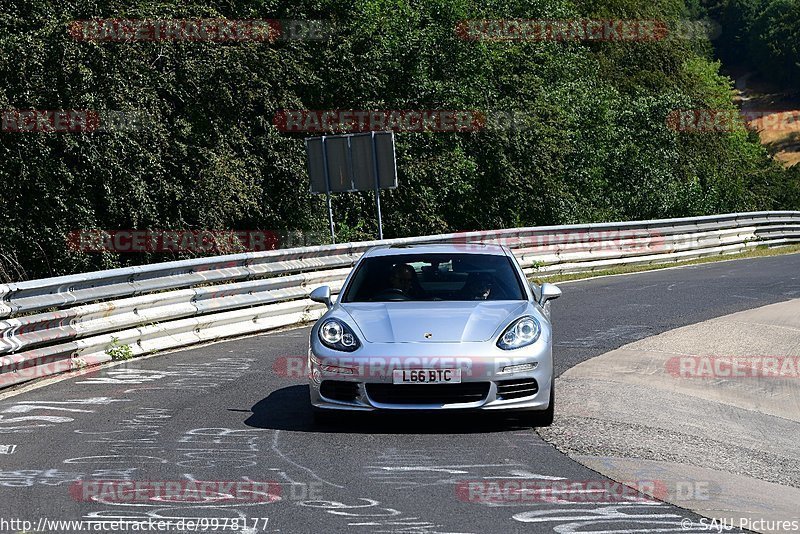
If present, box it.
[320,380,360,402]
[496,378,538,400]
[366,383,490,405]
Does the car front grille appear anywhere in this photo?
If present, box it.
[320,380,360,402]
[365,383,490,405]
[496,378,538,400]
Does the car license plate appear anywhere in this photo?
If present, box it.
[392,369,461,384]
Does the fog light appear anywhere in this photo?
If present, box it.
[502,363,538,373]
[319,364,356,375]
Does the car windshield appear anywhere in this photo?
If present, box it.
[342,252,527,302]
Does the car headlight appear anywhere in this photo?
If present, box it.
[318,319,361,352]
[497,316,541,350]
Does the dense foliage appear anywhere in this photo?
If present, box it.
[1,0,798,280]
[705,0,800,85]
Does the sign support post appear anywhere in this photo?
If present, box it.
[319,135,336,244]
[371,132,384,240]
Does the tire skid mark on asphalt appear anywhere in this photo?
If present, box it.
[556,325,654,348]
[298,497,473,534]
[65,421,275,533]
[0,356,255,436]
[364,447,565,489]
[271,429,345,489]
[263,442,472,533]
[360,447,739,534]
[506,497,746,533]
[511,503,737,533]
[365,464,558,490]
[44,401,332,531]
[63,414,454,533]
[75,357,256,393]
[0,396,130,434]
[0,467,138,487]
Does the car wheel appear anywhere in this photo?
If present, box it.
[529,381,554,427]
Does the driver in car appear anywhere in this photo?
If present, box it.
[389,263,419,297]
[462,274,492,300]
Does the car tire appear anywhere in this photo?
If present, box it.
[529,381,554,427]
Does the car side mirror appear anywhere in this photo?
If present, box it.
[540,283,562,306]
[529,282,542,303]
[309,285,333,309]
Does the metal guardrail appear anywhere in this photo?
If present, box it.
[1,211,799,389]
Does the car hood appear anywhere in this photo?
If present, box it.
[340,301,528,343]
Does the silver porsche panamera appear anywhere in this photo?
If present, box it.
[307,244,561,426]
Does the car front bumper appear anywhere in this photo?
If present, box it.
[308,339,553,412]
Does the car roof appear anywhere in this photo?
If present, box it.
[363,243,509,257]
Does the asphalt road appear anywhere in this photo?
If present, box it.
[1,253,799,534]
